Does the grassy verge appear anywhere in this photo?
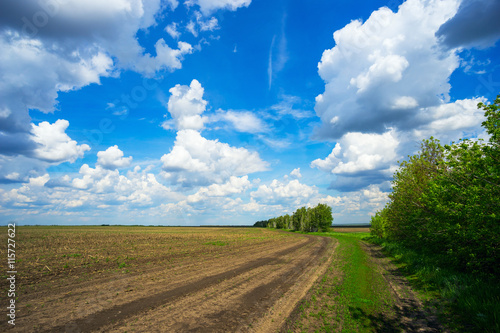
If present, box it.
[286,232,396,332]
[368,236,500,333]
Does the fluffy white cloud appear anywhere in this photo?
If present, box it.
[163,79,208,131]
[311,130,399,174]
[161,129,268,187]
[185,0,251,15]
[9,0,188,75]
[72,164,116,191]
[211,110,267,133]
[349,53,409,93]
[160,79,268,188]
[29,174,50,187]
[136,39,193,75]
[0,34,112,159]
[311,0,495,193]
[97,145,132,170]
[412,97,488,142]
[315,0,461,139]
[0,35,113,111]
[68,164,178,206]
[186,11,220,37]
[186,176,251,203]
[199,16,219,31]
[31,120,90,163]
[0,0,192,166]
[251,178,317,205]
[0,162,179,219]
[290,168,302,178]
[309,184,390,219]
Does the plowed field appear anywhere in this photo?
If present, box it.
[2,226,334,332]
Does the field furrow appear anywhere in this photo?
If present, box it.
[3,227,333,332]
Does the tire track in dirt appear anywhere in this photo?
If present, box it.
[21,237,300,331]
[46,234,329,332]
[22,239,287,303]
[161,236,332,333]
[97,234,333,332]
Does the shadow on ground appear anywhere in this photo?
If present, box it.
[350,300,442,333]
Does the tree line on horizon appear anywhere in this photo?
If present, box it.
[254,203,333,232]
[371,95,499,277]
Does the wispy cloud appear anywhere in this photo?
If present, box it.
[268,14,288,89]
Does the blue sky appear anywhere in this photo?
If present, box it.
[0,0,499,225]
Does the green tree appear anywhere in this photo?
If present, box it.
[370,209,388,238]
[385,137,445,246]
[373,94,500,276]
[315,203,333,232]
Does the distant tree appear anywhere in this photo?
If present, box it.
[315,203,333,232]
[293,207,306,231]
[253,220,268,228]
[283,214,292,229]
[265,204,334,233]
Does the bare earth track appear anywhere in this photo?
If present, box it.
[6,228,333,332]
[359,242,446,332]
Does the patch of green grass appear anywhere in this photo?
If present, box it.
[369,236,500,333]
[203,241,228,246]
[62,253,82,258]
[292,232,394,332]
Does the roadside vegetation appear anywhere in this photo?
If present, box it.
[281,96,500,332]
[285,232,385,332]
[369,95,500,332]
[286,229,498,332]
[285,231,431,332]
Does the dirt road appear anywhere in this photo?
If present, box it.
[16,232,333,332]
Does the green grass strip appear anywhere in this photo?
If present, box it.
[290,232,395,332]
[368,236,500,333]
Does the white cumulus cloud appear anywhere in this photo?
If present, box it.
[412,97,488,142]
[290,168,302,178]
[186,176,251,203]
[163,79,208,131]
[31,120,90,163]
[97,145,132,170]
[311,0,495,193]
[251,178,317,205]
[161,129,268,187]
[315,0,461,138]
[311,130,399,175]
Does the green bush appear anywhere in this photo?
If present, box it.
[373,95,500,277]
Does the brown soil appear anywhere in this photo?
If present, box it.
[359,241,447,333]
[9,231,333,332]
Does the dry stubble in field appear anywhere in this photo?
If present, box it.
[0,226,331,332]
